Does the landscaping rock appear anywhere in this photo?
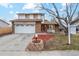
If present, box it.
[25,40,44,51]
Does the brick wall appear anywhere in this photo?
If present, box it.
[35,22,41,33]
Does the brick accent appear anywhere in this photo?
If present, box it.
[12,22,15,33]
[35,22,41,33]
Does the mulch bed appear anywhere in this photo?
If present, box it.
[32,33,55,41]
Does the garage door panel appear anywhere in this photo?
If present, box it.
[15,24,35,33]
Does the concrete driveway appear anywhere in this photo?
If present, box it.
[0,34,34,51]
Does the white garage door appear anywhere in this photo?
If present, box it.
[15,24,35,33]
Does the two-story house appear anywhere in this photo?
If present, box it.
[11,13,44,33]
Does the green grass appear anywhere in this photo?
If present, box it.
[44,34,79,50]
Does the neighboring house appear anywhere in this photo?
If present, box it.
[11,13,44,33]
[70,18,79,34]
[0,19,9,28]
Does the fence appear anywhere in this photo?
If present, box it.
[0,27,12,36]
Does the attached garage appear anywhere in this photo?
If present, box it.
[15,24,35,33]
[11,19,42,33]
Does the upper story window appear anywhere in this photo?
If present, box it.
[17,14,44,19]
[25,15,29,19]
[18,15,25,19]
[29,15,34,19]
[38,15,42,19]
[34,14,43,19]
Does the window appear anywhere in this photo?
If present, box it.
[20,24,24,26]
[34,15,38,19]
[34,14,43,19]
[25,15,29,19]
[25,24,34,26]
[30,24,34,26]
[16,24,19,26]
[29,15,34,19]
[26,24,29,26]
[38,15,42,19]
[18,15,25,19]
[76,26,79,32]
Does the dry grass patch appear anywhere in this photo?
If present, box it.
[44,34,79,50]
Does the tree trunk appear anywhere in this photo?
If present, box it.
[64,29,68,36]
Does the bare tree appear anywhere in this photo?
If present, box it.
[36,3,79,44]
[37,3,79,34]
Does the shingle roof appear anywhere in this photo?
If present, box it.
[51,20,58,24]
[17,13,44,15]
[42,20,50,24]
[0,19,9,25]
[42,20,58,25]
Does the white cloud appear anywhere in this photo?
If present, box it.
[0,16,4,19]
[60,3,66,12]
[0,3,10,8]
[0,3,13,8]
[45,14,49,20]
[61,3,71,7]
[60,8,65,12]
[51,8,56,14]
[61,3,71,11]
[15,11,20,13]
[9,11,14,14]
[22,3,38,10]
[9,5,13,8]
[60,3,71,12]
[61,3,66,7]
[32,10,40,13]
[13,14,18,19]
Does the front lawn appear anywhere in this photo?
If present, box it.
[44,34,79,50]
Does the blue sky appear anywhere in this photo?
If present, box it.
[0,3,78,22]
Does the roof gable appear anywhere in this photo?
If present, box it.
[42,19,58,25]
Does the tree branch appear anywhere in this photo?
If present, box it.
[70,3,78,20]
[52,3,60,17]
[40,4,57,16]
